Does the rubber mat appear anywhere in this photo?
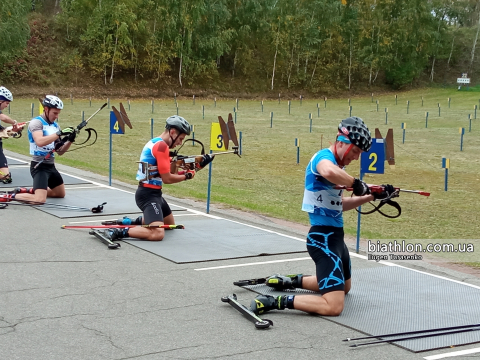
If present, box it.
[241,266,480,352]
[5,157,28,165]
[32,187,184,218]
[124,216,307,263]
[0,166,90,188]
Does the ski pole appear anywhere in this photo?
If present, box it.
[62,224,184,229]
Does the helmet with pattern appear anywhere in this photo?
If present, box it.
[165,115,191,135]
[338,116,372,152]
[42,95,64,110]
[0,87,13,102]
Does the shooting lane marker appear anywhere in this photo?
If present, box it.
[107,98,110,109]
[236,98,239,109]
[278,93,280,104]
[191,125,195,146]
[261,100,263,112]
[270,111,273,128]
[407,100,410,114]
[70,93,73,105]
[109,103,132,185]
[128,99,130,110]
[31,103,34,117]
[448,97,451,108]
[288,100,291,114]
[309,113,312,133]
[421,96,424,107]
[295,138,300,165]
[214,97,216,108]
[349,105,352,117]
[89,97,92,107]
[324,96,327,108]
[376,99,379,112]
[317,103,320,117]
[469,114,472,132]
[371,93,374,103]
[151,99,154,113]
[300,95,303,106]
[442,157,449,191]
[348,98,351,106]
[475,104,477,119]
[385,108,388,124]
[459,127,465,151]
[233,107,237,123]
[176,103,179,116]
[202,105,205,119]
[402,123,406,144]
[150,118,154,139]
[425,111,429,128]
[193,95,195,105]
[438,102,441,116]
[395,94,397,105]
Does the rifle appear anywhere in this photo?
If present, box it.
[335,184,430,218]
[34,102,107,169]
[0,122,28,139]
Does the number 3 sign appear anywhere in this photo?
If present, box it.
[360,138,385,174]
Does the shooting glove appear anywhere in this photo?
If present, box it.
[56,127,75,137]
[184,170,195,180]
[67,132,76,143]
[199,154,215,168]
[352,178,370,196]
[373,184,396,200]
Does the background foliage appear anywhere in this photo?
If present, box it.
[4,0,480,93]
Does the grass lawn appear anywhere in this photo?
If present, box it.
[4,88,480,264]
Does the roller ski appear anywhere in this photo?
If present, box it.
[88,228,125,249]
[234,274,304,289]
[221,294,273,329]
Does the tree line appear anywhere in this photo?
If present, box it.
[3,0,480,91]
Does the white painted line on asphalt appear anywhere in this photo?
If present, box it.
[424,347,480,359]
[65,186,103,190]
[195,257,311,271]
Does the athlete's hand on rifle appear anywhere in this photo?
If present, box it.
[372,184,397,201]
[352,178,370,196]
[185,170,195,180]
[67,132,76,143]
[198,154,214,168]
[56,127,76,137]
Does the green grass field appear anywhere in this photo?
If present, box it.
[4,89,480,263]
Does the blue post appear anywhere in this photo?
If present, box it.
[309,114,312,133]
[317,103,320,117]
[239,131,242,155]
[448,97,451,108]
[442,157,449,191]
[402,123,406,144]
[109,132,113,186]
[356,171,364,253]
[214,97,216,108]
[475,105,477,119]
[425,112,429,128]
[324,97,327,108]
[150,118,154,139]
[421,96,424,107]
[385,108,388,124]
[296,146,300,165]
[206,150,213,214]
[31,103,34,117]
[234,108,237,124]
[82,111,85,122]
[193,95,195,105]
[460,127,465,151]
[236,98,239,109]
[348,98,351,106]
[128,100,130,111]
[438,103,441,117]
[288,100,291,114]
[90,97,92,107]
[261,100,264,112]
[349,106,352,117]
[151,100,154,113]
[191,125,195,146]
[407,100,409,114]
[270,112,273,127]
[469,114,472,132]
[376,100,379,112]
[202,105,205,120]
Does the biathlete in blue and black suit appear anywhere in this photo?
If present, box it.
[250,117,395,316]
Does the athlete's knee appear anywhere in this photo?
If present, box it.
[147,228,165,241]
[320,291,345,316]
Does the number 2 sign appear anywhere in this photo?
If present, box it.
[360,138,385,174]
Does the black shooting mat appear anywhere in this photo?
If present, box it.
[241,266,480,353]
[124,216,307,263]
[5,156,28,165]
[0,166,90,188]
[33,187,184,218]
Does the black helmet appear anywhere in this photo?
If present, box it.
[338,116,372,152]
[165,115,191,135]
[42,95,64,109]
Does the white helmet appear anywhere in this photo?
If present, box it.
[0,86,13,102]
[42,95,64,110]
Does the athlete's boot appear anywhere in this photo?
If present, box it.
[103,228,129,241]
[102,216,143,226]
[250,295,285,315]
[265,274,303,290]
[0,173,12,184]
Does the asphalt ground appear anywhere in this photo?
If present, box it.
[2,150,480,360]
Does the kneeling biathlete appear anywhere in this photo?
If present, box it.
[104,116,214,242]
[250,117,395,316]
